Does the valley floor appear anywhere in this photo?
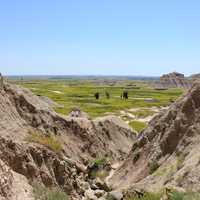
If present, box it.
[12,78,182,133]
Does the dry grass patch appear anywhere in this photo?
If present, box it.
[33,182,68,200]
[27,131,62,153]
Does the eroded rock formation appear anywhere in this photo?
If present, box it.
[155,72,191,89]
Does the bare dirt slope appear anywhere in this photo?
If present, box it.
[109,81,200,192]
[0,82,135,199]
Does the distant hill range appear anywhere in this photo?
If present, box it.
[7,73,200,90]
[7,75,159,81]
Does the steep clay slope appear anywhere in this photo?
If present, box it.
[0,82,135,199]
[109,81,200,192]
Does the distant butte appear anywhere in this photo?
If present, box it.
[155,72,192,89]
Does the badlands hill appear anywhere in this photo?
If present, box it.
[155,72,191,89]
[109,81,200,194]
[0,82,135,200]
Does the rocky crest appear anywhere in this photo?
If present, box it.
[0,82,135,199]
[109,81,200,193]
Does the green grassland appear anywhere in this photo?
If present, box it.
[13,79,183,118]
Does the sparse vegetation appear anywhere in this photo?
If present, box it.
[126,190,200,200]
[176,155,185,170]
[33,182,68,200]
[183,192,200,200]
[95,169,109,180]
[126,192,161,200]
[129,120,147,133]
[131,109,156,118]
[106,195,116,200]
[27,131,62,153]
[92,158,107,166]
[89,157,110,180]
[176,175,185,186]
[149,161,159,174]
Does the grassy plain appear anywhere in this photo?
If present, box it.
[13,79,183,118]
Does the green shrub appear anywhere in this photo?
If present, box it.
[93,158,106,166]
[33,183,68,200]
[89,157,109,179]
[27,131,62,153]
[170,191,184,200]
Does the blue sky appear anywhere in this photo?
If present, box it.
[0,0,200,76]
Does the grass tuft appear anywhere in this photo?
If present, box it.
[129,121,147,133]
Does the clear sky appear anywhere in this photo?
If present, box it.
[0,0,200,76]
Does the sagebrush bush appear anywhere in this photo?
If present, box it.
[93,158,106,166]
